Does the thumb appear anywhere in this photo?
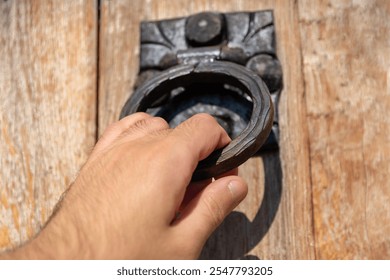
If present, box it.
[173,176,248,251]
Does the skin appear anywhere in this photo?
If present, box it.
[0,113,248,259]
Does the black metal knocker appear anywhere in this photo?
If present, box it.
[120,11,283,180]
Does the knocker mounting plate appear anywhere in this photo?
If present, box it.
[120,10,283,180]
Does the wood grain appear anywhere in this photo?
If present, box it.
[298,0,390,259]
[3,0,388,259]
[98,0,314,259]
[0,0,97,251]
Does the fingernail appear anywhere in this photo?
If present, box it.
[227,180,245,201]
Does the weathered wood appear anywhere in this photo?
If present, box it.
[298,0,390,259]
[99,0,314,259]
[3,0,387,260]
[0,0,97,251]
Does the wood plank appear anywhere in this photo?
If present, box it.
[0,0,97,251]
[298,0,390,259]
[99,0,314,259]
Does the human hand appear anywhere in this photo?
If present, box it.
[4,113,247,259]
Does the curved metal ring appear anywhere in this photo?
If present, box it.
[120,61,274,181]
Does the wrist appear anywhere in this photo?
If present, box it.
[5,209,90,259]
[2,188,95,259]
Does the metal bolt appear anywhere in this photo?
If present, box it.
[246,54,283,93]
[185,12,224,46]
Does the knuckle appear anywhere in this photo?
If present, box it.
[120,112,151,127]
[132,116,168,132]
[130,112,151,119]
[190,113,217,125]
[132,118,151,130]
[150,117,169,130]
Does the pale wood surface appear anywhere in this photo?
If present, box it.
[0,0,97,251]
[1,0,390,259]
[298,0,390,259]
[98,0,315,259]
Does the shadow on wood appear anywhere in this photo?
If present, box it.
[200,152,282,259]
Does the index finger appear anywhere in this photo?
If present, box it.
[168,113,231,180]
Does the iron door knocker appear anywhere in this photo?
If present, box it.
[120,11,283,180]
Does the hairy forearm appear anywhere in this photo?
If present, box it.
[0,207,88,259]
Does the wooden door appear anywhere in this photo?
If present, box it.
[1,0,389,259]
[0,0,98,250]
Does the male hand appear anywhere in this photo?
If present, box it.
[4,113,247,259]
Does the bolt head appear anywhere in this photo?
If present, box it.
[246,54,283,92]
[185,12,224,46]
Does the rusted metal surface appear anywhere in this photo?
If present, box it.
[120,11,283,180]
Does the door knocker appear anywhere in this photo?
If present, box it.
[120,11,283,180]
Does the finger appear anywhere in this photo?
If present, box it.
[179,168,238,211]
[91,113,152,158]
[172,176,248,247]
[168,114,231,176]
[160,114,231,212]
